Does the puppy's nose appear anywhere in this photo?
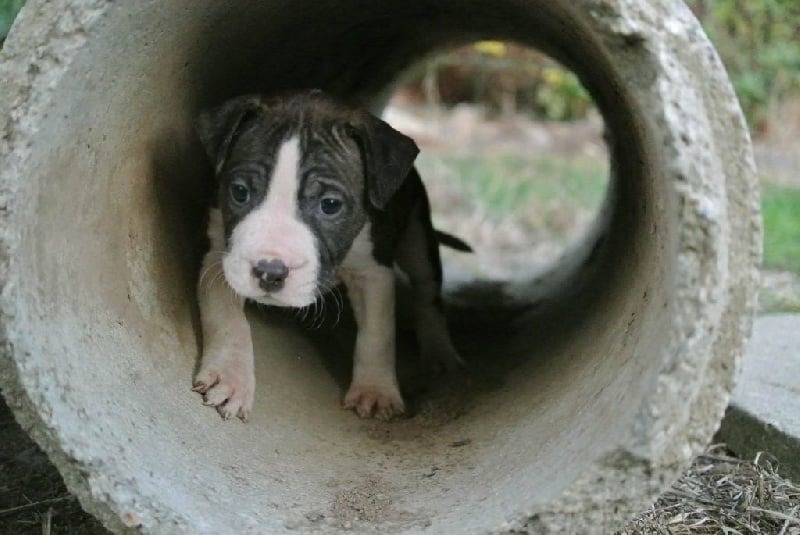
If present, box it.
[252,259,289,292]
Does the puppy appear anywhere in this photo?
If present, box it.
[192,90,465,421]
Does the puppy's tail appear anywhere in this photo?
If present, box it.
[434,230,473,253]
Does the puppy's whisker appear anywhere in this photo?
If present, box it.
[296,308,304,324]
[313,293,326,330]
[319,285,342,326]
[310,282,342,330]
[311,296,325,330]
[204,267,224,292]
[198,259,223,288]
[222,276,239,308]
[306,298,317,329]
[331,286,344,328]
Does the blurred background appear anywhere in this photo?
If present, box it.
[380,0,800,313]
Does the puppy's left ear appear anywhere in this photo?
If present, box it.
[195,95,262,173]
[351,112,419,209]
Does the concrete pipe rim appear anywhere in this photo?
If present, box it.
[0,0,760,533]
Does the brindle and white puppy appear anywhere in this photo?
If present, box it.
[192,90,465,421]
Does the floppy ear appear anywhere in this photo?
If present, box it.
[195,95,262,173]
[351,112,419,209]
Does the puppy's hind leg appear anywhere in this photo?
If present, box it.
[396,196,464,373]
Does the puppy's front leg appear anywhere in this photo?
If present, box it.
[341,265,404,420]
[193,211,255,421]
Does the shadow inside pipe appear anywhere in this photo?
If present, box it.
[292,222,613,422]
[149,127,216,366]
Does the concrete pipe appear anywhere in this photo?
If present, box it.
[0,0,760,533]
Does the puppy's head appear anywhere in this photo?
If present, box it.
[195,91,419,307]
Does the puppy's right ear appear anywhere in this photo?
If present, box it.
[195,95,262,173]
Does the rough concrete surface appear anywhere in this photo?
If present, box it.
[0,0,760,533]
[717,314,800,483]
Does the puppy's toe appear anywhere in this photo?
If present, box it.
[203,381,234,406]
[218,397,242,421]
[192,369,220,394]
[217,384,254,421]
[343,383,404,420]
[193,363,255,422]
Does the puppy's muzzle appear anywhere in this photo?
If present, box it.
[252,259,289,292]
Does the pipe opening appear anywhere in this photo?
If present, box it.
[385,41,610,283]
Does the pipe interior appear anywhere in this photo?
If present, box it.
[17,1,671,530]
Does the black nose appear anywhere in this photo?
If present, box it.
[252,259,289,292]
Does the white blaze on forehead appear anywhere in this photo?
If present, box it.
[263,136,301,220]
[223,135,320,306]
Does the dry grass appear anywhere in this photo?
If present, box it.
[621,445,800,534]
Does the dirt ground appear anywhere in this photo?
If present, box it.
[1,103,798,533]
[0,398,106,534]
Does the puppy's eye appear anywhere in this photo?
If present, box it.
[230,181,250,205]
[320,196,343,216]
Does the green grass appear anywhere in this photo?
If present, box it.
[761,182,800,273]
[427,152,799,277]
[0,0,25,42]
[435,153,608,214]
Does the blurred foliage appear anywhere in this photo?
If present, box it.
[402,2,800,130]
[0,0,25,43]
[687,0,800,131]
[534,66,593,121]
[402,43,593,121]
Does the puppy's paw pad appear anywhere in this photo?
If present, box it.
[343,383,404,420]
[193,365,254,422]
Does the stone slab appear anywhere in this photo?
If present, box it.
[716,314,800,482]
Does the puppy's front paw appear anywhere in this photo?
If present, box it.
[343,382,405,420]
[193,358,255,421]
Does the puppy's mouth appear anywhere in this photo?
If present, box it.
[221,253,320,308]
[250,287,318,308]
